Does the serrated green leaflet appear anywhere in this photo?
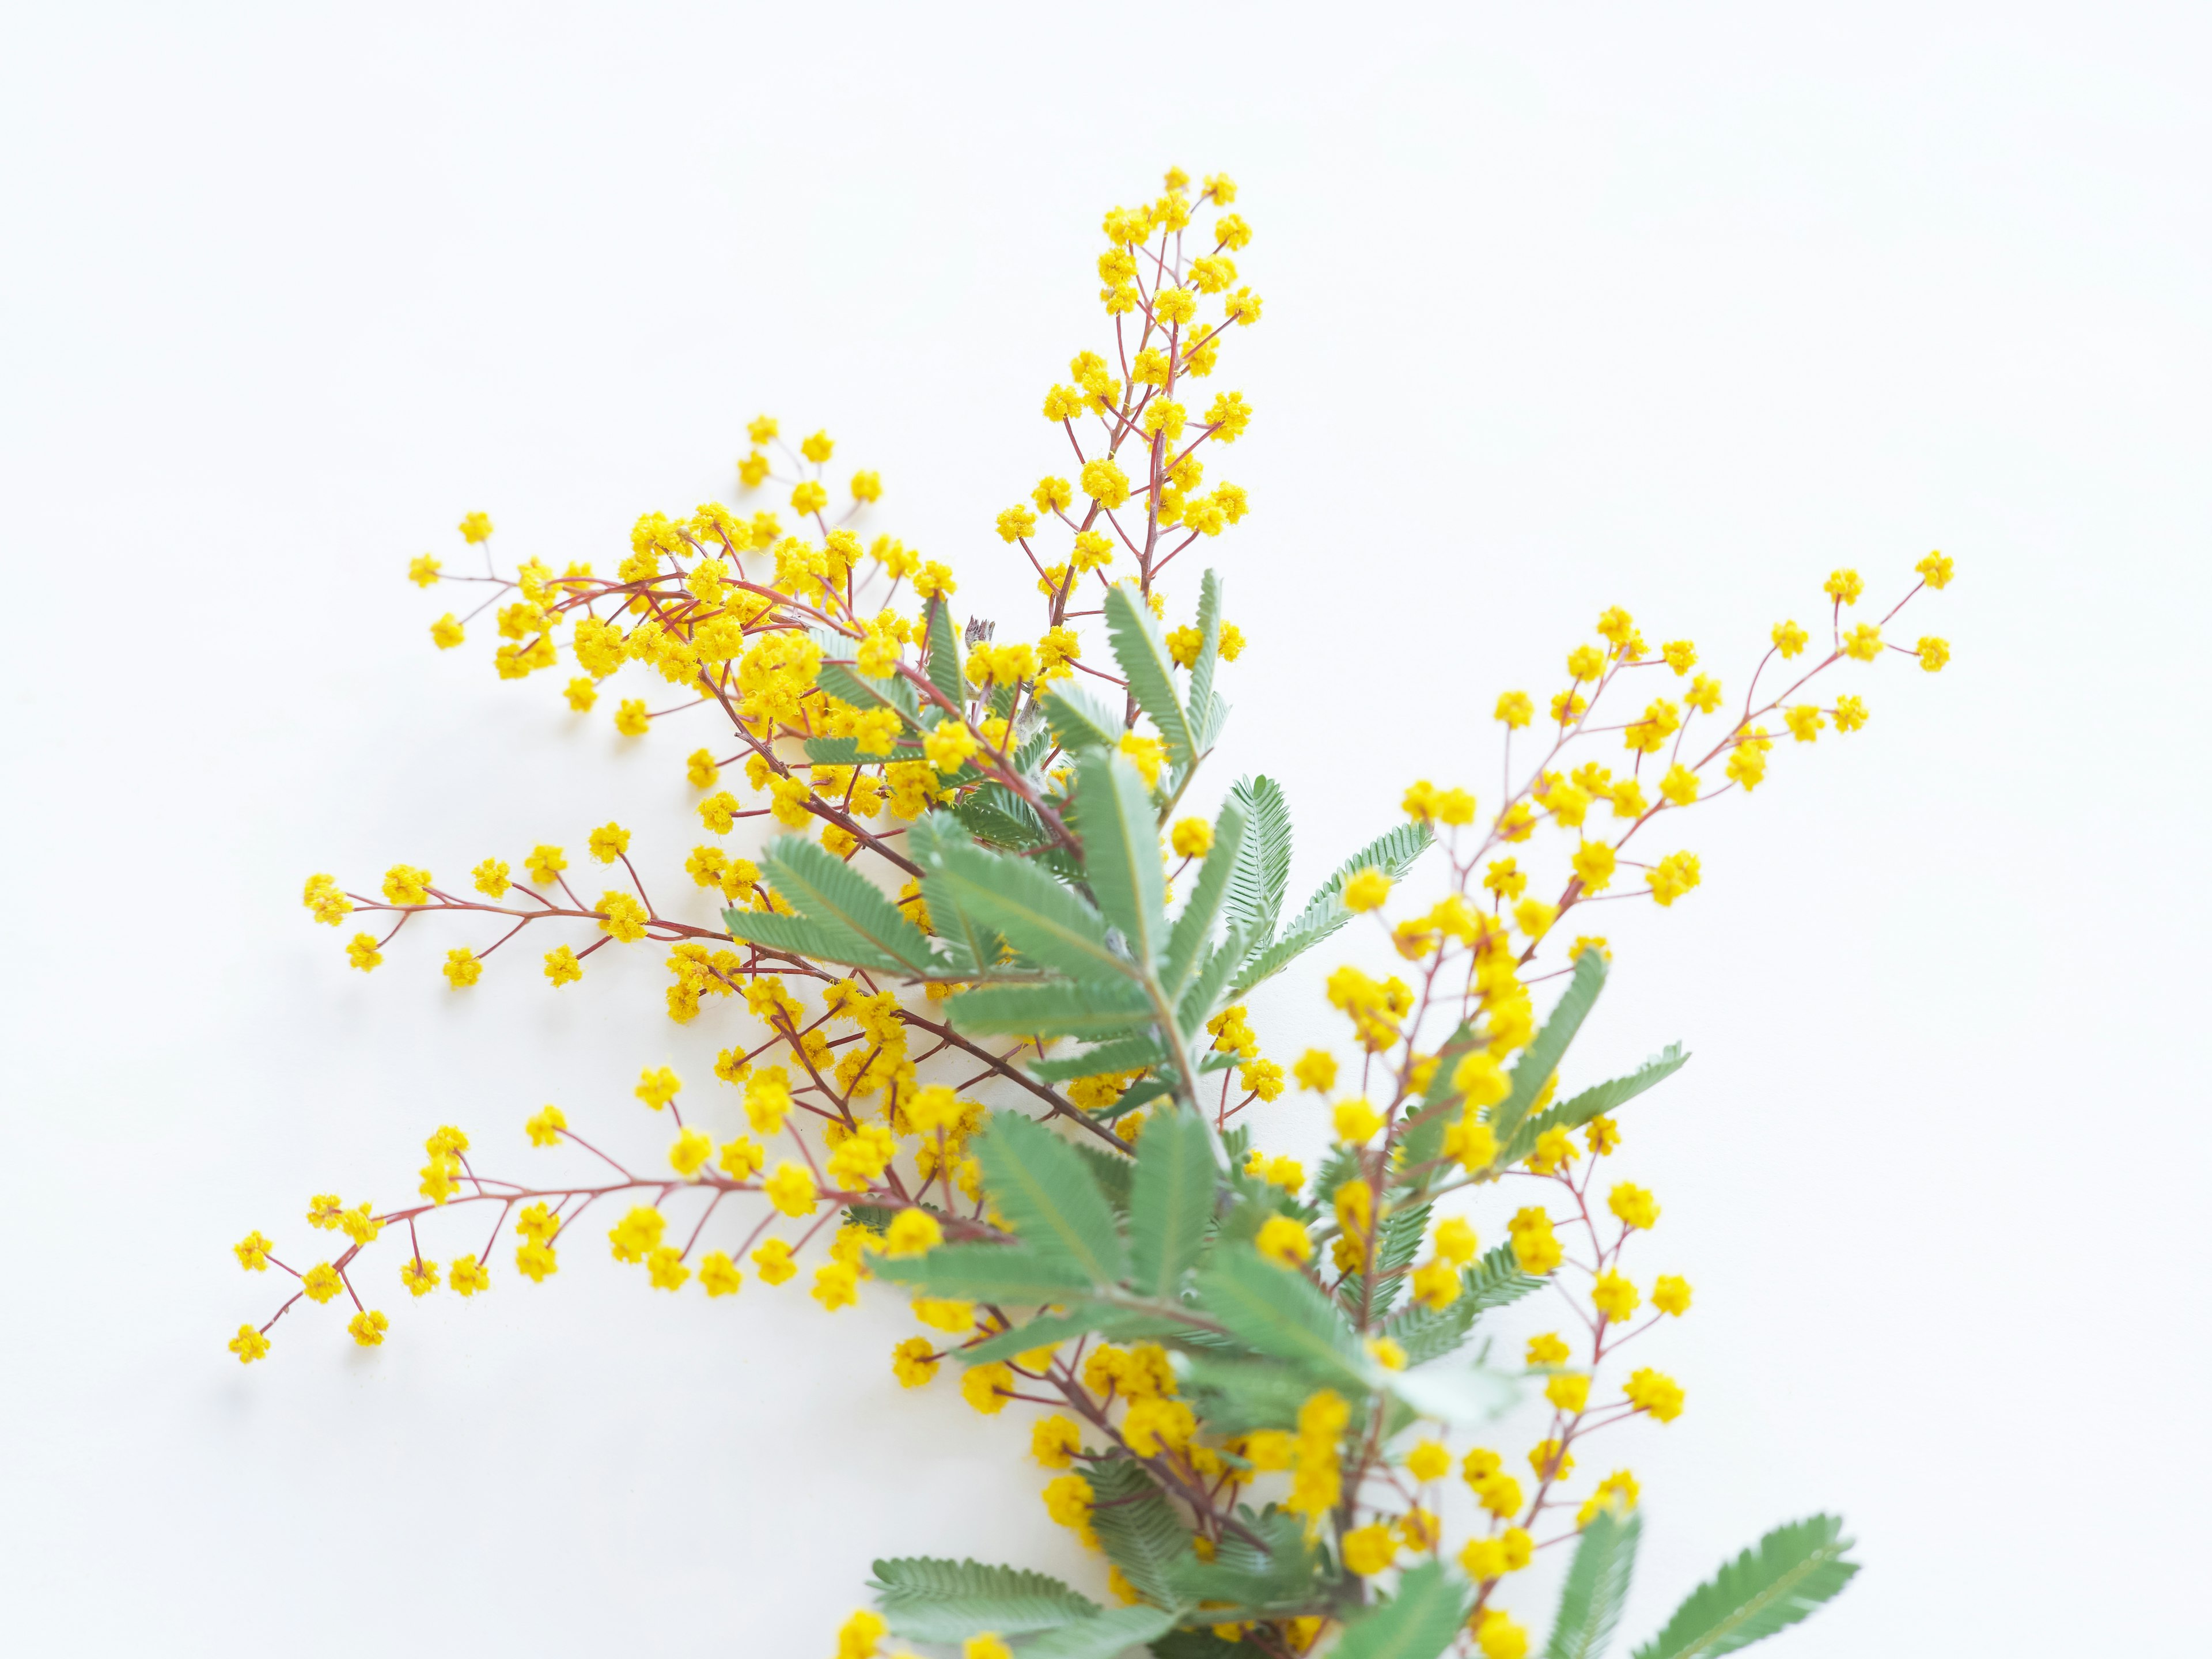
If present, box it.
[757,835,935,971]
[1489,948,1607,1152]
[1505,1044,1688,1165]
[1544,1508,1639,1659]
[924,597,964,706]
[1195,1247,1371,1389]
[1221,775,1290,946]
[1164,796,1248,998]
[1084,1456,1194,1609]
[1104,582,1194,765]
[944,980,1154,1039]
[1019,1605,1181,1658]
[976,1110,1129,1285]
[936,841,1132,983]
[1073,748,1166,967]
[868,1556,1099,1642]
[1233,819,1433,993]
[871,1243,1100,1304]
[1041,684,1122,753]
[1630,1516,1858,1659]
[1330,1561,1469,1659]
[1128,1105,1218,1298]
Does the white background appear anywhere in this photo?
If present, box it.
[3,3,2206,1654]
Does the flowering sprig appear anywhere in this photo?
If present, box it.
[240,169,1953,1659]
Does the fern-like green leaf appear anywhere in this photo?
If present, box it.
[758,835,935,971]
[1488,948,1607,1153]
[975,1109,1129,1285]
[1545,1509,1640,1659]
[1041,684,1123,753]
[1104,582,1195,766]
[924,597,964,707]
[1020,1605,1181,1658]
[1187,567,1226,745]
[1330,1561,1470,1659]
[1232,819,1433,993]
[1221,775,1291,946]
[1128,1104,1218,1299]
[871,1243,1103,1304]
[1083,1456,1194,1609]
[954,1305,1185,1365]
[1024,1036,1170,1083]
[721,907,891,970]
[944,980,1154,1040]
[934,841,1133,984]
[1630,1516,1859,1659]
[1194,1247,1371,1389]
[867,1556,1099,1643]
[1073,748,1167,968]
[1503,1044,1688,1166]
[1164,794,1249,998]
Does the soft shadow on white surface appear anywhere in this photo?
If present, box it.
[2,5,2206,1655]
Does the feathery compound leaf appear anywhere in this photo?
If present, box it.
[1103,582,1195,765]
[1459,1243,1550,1315]
[1041,684,1123,754]
[1381,1245,1546,1366]
[757,835,935,971]
[924,597,964,707]
[1164,796,1249,998]
[1631,1516,1859,1659]
[1128,1104,1219,1299]
[955,1305,1185,1365]
[1546,1509,1641,1659]
[935,842,1134,984]
[1175,923,1252,1043]
[1084,1456,1195,1609]
[1232,819,1433,993]
[1221,775,1291,947]
[868,1556,1099,1643]
[944,979,1154,1039]
[1073,748,1168,968]
[1505,1044,1689,1165]
[1024,1036,1171,1083]
[1018,1605,1180,1658]
[1490,948,1607,1152]
[975,1110,1129,1285]
[1346,1200,1431,1320]
[721,908,890,970]
[906,813,1003,974]
[871,1243,1102,1304]
[1330,1562,1471,1659]
[1195,1246,1371,1389]
[1186,567,1226,743]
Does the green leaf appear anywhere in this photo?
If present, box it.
[1025,1037,1170,1082]
[1167,1508,1324,1618]
[925,597,965,707]
[721,907,889,969]
[1221,775,1291,946]
[1128,1105,1219,1299]
[1186,568,1226,745]
[1194,1247,1370,1390]
[868,1556,1099,1643]
[1104,582,1195,766]
[1020,1605,1180,1658]
[759,834,935,971]
[937,842,1134,984]
[945,980,1155,1040]
[1175,923,1252,1043]
[1461,1243,1550,1315]
[1164,795,1249,998]
[819,659,920,721]
[1175,1354,1328,1434]
[801,736,868,765]
[1545,1509,1640,1659]
[1489,949,1607,1154]
[907,813,1003,974]
[976,1109,1130,1285]
[1379,1243,1548,1367]
[955,1305,1188,1365]
[1041,684,1123,753]
[1232,819,1433,993]
[1073,1143,1135,1208]
[1505,1045,1689,1165]
[1631,1516,1858,1659]
[871,1244,1103,1304]
[1330,1561,1470,1659]
[1150,1631,1271,1659]
[1395,1019,1476,1183]
[1073,748,1167,968]
[1084,1456,1194,1609]
[1341,1200,1431,1320]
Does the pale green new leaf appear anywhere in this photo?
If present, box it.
[871,1244,1102,1304]
[1128,1105,1218,1298]
[759,835,935,971]
[936,842,1134,983]
[976,1110,1129,1285]
[1104,582,1195,765]
[1195,1247,1370,1390]
[1221,775,1291,946]
[1329,1562,1470,1659]
[1164,795,1249,998]
[868,1556,1099,1643]
[1041,684,1123,754]
[1546,1509,1640,1659]
[925,597,965,706]
[1019,1605,1180,1658]
[1083,1457,1194,1610]
[944,980,1154,1039]
[1630,1516,1859,1659]
[1073,748,1166,967]
[1489,949,1607,1153]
